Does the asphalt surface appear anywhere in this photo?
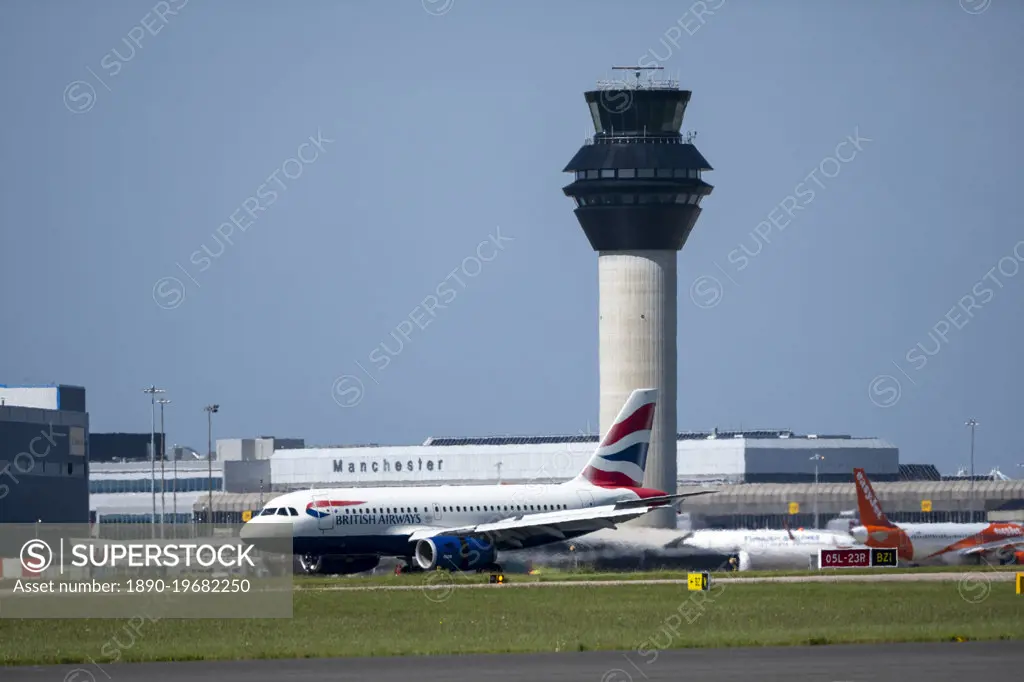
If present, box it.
[5,642,1023,682]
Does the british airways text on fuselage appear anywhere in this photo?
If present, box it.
[335,513,423,526]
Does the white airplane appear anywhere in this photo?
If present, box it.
[666,519,862,570]
[240,388,717,574]
[849,467,1024,566]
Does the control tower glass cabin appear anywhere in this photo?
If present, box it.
[561,72,714,251]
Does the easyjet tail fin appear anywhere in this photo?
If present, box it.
[852,467,895,528]
[574,388,657,488]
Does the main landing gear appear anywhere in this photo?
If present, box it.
[296,554,380,575]
[298,554,324,574]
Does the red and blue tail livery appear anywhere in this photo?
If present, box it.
[577,388,657,488]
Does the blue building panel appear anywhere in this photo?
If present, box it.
[0,418,89,523]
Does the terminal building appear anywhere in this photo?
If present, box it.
[266,430,899,489]
[0,384,89,523]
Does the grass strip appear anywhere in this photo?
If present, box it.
[1,581,1020,665]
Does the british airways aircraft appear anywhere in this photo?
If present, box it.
[240,388,716,574]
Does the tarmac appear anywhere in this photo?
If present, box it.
[5,642,1022,682]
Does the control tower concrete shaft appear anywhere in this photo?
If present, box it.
[562,68,714,529]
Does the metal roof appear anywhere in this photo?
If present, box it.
[91,492,208,515]
[421,431,886,448]
[680,480,1024,506]
[89,461,222,480]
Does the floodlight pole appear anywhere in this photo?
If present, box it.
[810,453,825,529]
[143,385,165,538]
[157,398,171,538]
[965,418,978,522]
[204,404,220,527]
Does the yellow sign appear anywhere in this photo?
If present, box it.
[788,502,799,515]
[1016,573,1023,595]
[687,572,709,591]
[921,500,932,513]
[241,510,252,522]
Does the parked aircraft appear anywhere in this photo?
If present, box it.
[849,467,1024,565]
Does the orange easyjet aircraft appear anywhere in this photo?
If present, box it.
[849,468,1024,565]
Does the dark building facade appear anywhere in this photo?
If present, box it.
[89,432,165,462]
[0,385,90,523]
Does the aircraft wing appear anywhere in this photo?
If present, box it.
[958,539,1024,558]
[406,501,676,551]
[661,532,695,549]
[610,490,717,510]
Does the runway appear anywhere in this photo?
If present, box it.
[298,569,1019,592]
[6,642,1022,682]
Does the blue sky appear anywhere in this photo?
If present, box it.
[2,0,1022,476]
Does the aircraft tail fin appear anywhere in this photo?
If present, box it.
[853,468,895,528]
[575,388,657,488]
[782,515,796,541]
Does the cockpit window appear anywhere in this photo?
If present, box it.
[260,508,278,516]
[276,508,289,516]
[289,508,298,516]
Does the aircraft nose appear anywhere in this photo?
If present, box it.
[239,520,258,542]
[239,519,279,543]
[239,518,293,554]
[850,526,868,543]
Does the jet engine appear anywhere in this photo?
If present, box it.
[413,536,496,571]
[993,547,1024,565]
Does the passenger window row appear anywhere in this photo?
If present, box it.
[260,503,574,516]
[331,504,572,513]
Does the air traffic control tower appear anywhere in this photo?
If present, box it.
[562,67,714,529]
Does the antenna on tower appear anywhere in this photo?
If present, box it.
[600,65,677,91]
[611,65,664,89]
